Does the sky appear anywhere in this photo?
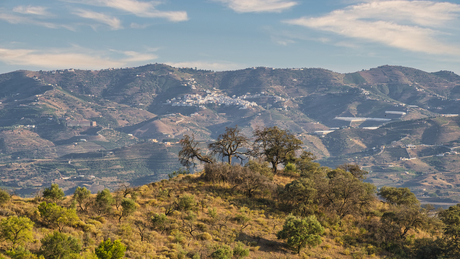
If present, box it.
[1,0,460,74]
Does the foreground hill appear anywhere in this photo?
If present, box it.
[0,64,460,203]
[0,161,453,258]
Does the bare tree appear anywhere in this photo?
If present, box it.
[208,126,248,164]
[178,134,213,169]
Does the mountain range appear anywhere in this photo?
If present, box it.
[0,64,459,205]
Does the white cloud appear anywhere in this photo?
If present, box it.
[284,1,460,55]
[0,47,158,70]
[68,0,188,21]
[0,12,74,30]
[214,0,297,13]
[13,5,50,16]
[74,9,122,30]
[165,61,243,71]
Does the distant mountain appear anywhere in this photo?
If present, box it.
[1,64,460,203]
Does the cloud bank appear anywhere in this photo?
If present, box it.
[70,0,188,22]
[284,0,460,55]
[0,47,157,70]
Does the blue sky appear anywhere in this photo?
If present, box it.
[1,0,460,74]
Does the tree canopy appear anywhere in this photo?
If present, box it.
[43,183,64,203]
[0,216,34,247]
[253,126,302,173]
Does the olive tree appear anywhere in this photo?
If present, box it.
[94,188,114,215]
[73,187,91,212]
[378,186,420,207]
[0,216,34,247]
[253,126,302,174]
[118,198,136,222]
[38,202,79,232]
[43,183,64,203]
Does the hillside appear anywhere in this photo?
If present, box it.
[0,161,452,258]
[0,64,459,203]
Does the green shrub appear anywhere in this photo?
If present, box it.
[95,238,126,259]
[211,244,233,259]
[233,242,250,258]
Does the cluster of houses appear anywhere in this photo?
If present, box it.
[165,88,290,110]
[166,92,258,109]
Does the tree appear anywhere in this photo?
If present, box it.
[253,126,302,174]
[0,216,34,247]
[337,163,368,180]
[95,238,126,259]
[178,134,213,169]
[438,204,460,257]
[73,187,91,212]
[277,214,324,254]
[134,219,148,242]
[208,126,248,164]
[119,198,136,222]
[43,183,64,203]
[280,178,318,216]
[94,188,114,215]
[319,169,376,217]
[295,151,324,178]
[40,231,81,259]
[38,202,79,232]
[380,206,429,242]
[378,186,420,207]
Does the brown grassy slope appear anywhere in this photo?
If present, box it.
[0,171,438,258]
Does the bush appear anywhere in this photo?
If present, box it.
[211,244,233,259]
[277,214,324,254]
[175,194,196,212]
[0,188,10,205]
[233,242,250,258]
[95,238,126,259]
[198,232,212,241]
[40,231,81,259]
[245,160,273,180]
[202,163,275,198]
[284,162,297,173]
[6,246,41,259]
